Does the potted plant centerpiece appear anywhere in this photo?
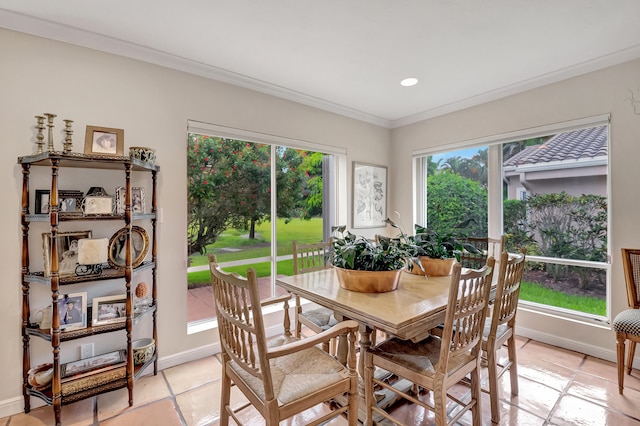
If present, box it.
[330,226,409,293]
[385,218,480,276]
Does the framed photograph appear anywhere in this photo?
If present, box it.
[35,189,50,214]
[61,349,126,379]
[92,294,127,326]
[57,292,87,331]
[107,226,150,269]
[42,230,93,277]
[59,190,84,215]
[115,186,145,214]
[84,125,124,156]
[352,162,387,228]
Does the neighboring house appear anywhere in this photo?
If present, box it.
[503,125,608,199]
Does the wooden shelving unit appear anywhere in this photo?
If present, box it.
[18,152,159,426]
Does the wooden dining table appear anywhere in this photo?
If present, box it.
[276,267,453,377]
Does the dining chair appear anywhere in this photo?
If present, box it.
[364,258,495,426]
[613,248,640,394]
[459,235,505,269]
[209,254,359,425]
[481,248,526,423]
[291,240,337,355]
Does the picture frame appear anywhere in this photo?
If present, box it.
[57,292,87,331]
[61,349,126,379]
[92,294,127,326]
[84,125,124,156]
[58,190,84,215]
[115,186,145,214]
[352,162,388,228]
[107,226,150,269]
[35,189,50,214]
[42,230,93,277]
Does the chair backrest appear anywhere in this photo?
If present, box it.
[459,235,505,269]
[621,248,640,309]
[438,257,495,373]
[292,240,331,275]
[489,248,526,335]
[208,254,276,400]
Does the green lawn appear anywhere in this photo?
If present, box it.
[187,218,607,316]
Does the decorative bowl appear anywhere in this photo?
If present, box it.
[129,146,156,164]
[132,338,155,365]
[27,363,54,390]
[409,256,457,276]
[334,267,401,293]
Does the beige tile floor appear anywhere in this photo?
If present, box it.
[5,335,640,425]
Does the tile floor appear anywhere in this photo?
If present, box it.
[4,335,640,425]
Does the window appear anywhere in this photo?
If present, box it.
[414,116,610,322]
[186,122,342,326]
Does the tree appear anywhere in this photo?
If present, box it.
[187,134,308,255]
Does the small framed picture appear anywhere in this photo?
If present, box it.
[61,349,126,379]
[35,190,50,214]
[92,294,127,326]
[59,190,84,215]
[42,230,93,277]
[57,292,87,332]
[84,125,124,156]
[115,186,145,214]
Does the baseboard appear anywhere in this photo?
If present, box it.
[517,325,619,364]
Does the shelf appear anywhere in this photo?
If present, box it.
[26,212,156,222]
[134,353,157,380]
[27,304,157,342]
[18,151,159,172]
[24,261,156,285]
[27,376,128,406]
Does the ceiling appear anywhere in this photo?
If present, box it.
[2,1,640,128]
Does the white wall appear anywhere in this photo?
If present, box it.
[0,29,390,416]
[389,58,640,361]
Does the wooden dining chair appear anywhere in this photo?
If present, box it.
[459,235,504,269]
[291,240,337,354]
[209,254,359,425]
[481,248,526,423]
[613,248,640,394]
[364,258,495,426]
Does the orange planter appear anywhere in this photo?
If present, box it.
[409,256,457,276]
[334,267,401,293]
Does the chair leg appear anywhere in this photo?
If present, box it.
[627,341,637,375]
[434,375,448,426]
[219,368,232,426]
[363,352,374,426]
[486,341,500,424]
[617,334,626,394]
[507,335,519,396]
[470,365,483,426]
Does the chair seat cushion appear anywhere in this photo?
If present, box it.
[370,336,472,377]
[482,318,509,340]
[301,307,337,330]
[613,309,640,336]
[229,334,348,405]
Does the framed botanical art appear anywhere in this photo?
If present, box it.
[84,125,124,156]
[352,162,387,228]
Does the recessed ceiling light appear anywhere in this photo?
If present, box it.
[400,77,418,87]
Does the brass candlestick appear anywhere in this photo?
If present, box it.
[43,113,57,152]
[63,119,73,153]
[35,115,46,154]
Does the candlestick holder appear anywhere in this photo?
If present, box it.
[63,119,74,153]
[35,115,46,154]
[43,113,57,152]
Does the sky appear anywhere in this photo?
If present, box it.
[430,147,482,163]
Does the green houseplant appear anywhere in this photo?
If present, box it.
[385,218,480,276]
[330,226,409,292]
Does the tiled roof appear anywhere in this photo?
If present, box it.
[503,125,607,167]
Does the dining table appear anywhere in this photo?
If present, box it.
[276,267,455,419]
